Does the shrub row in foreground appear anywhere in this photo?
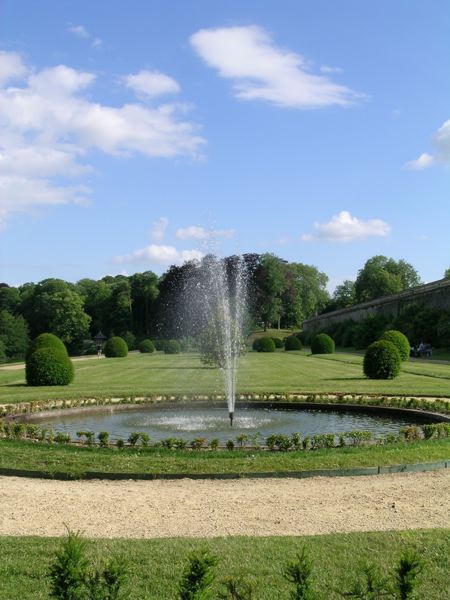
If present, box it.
[2,421,448,451]
[49,532,425,600]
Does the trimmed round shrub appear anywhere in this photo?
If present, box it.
[363,340,401,380]
[380,330,410,361]
[153,339,166,351]
[271,337,284,349]
[104,336,128,358]
[164,339,180,354]
[252,338,262,351]
[285,335,302,351]
[26,333,68,360]
[26,347,74,386]
[139,339,155,353]
[311,333,335,355]
[256,337,276,352]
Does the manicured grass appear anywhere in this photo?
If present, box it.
[1,351,450,406]
[0,529,448,599]
[0,438,448,476]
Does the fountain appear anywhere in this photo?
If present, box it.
[193,255,248,426]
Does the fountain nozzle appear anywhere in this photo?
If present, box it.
[229,411,234,426]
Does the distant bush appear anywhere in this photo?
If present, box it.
[153,339,166,351]
[104,336,128,358]
[139,339,155,353]
[352,314,389,350]
[26,347,74,386]
[311,333,335,354]
[252,338,261,351]
[363,340,401,379]
[381,330,410,361]
[255,336,275,352]
[0,340,5,363]
[271,337,284,348]
[26,333,68,360]
[285,336,302,351]
[122,331,136,351]
[164,339,180,354]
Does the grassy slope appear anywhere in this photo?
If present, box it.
[0,530,448,599]
[0,438,448,476]
[1,350,450,405]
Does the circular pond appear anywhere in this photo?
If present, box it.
[27,403,431,442]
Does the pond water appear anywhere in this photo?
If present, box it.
[28,404,426,442]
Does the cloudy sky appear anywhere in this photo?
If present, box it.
[1,0,449,289]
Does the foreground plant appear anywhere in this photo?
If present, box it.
[218,576,255,599]
[48,532,127,600]
[178,549,217,600]
[284,547,317,600]
[338,564,390,599]
[393,552,423,600]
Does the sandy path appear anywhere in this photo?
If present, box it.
[0,471,449,538]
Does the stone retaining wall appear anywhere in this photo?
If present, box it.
[303,277,450,332]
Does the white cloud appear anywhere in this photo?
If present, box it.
[0,52,205,226]
[302,211,391,242]
[67,24,90,38]
[113,244,204,266]
[320,65,343,74]
[190,25,362,109]
[124,70,180,99]
[405,153,434,170]
[175,225,235,240]
[66,24,103,48]
[150,217,169,241]
[0,51,28,85]
[406,119,450,169]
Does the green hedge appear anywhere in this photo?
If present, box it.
[164,339,180,354]
[380,330,410,361]
[271,337,284,349]
[311,333,335,354]
[139,339,155,353]
[363,340,401,380]
[104,336,128,358]
[255,337,276,352]
[26,347,74,386]
[285,336,302,351]
[26,333,68,360]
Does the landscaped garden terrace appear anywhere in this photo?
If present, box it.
[1,349,449,478]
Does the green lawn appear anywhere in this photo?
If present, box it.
[1,438,448,477]
[1,350,450,405]
[0,530,448,599]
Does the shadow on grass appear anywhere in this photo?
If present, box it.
[145,365,215,370]
[322,377,367,382]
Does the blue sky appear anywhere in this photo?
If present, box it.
[1,0,449,290]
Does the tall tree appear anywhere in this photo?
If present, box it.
[0,310,30,358]
[20,279,91,352]
[332,280,356,309]
[355,256,421,303]
[129,271,159,336]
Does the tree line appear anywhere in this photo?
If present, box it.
[0,253,446,359]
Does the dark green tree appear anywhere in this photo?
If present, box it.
[129,271,159,336]
[355,256,421,303]
[0,310,30,358]
[0,284,21,313]
[19,279,91,352]
[332,280,356,309]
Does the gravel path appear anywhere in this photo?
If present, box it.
[0,470,448,538]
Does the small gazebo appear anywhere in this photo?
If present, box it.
[93,331,107,356]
